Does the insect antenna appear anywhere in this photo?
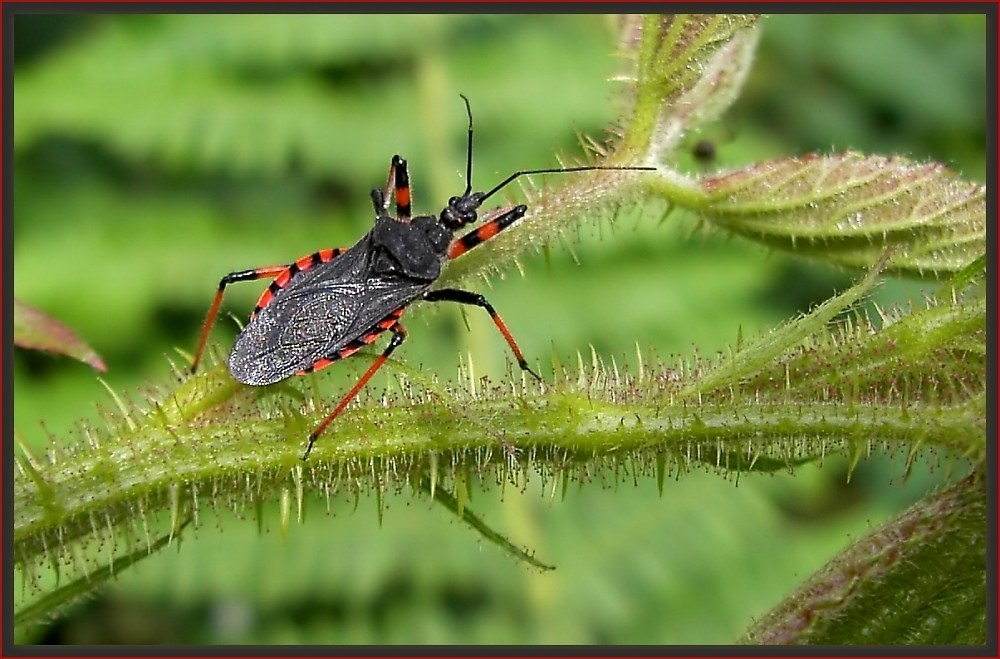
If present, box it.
[479,163,656,206]
[459,93,474,197]
[458,94,656,207]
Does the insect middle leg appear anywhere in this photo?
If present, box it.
[302,323,408,460]
[423,288,540,381]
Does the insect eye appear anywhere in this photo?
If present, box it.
[448,196,460,205]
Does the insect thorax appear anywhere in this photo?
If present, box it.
[370,215,451,281]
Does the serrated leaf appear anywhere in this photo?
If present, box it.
[620,14,762,158]
[740,467,986,645]
[684,152,984,276]
[682,254,884,399]
[13,299,106,371]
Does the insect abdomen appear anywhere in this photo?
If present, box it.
[229,287,364,386]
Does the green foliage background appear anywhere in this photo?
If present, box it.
[12,14,986,644]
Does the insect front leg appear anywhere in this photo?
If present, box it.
[302,323,408,460]
[423,288,540,381]
[391,155,412,220]
[447,205,528,260]
[372,155,412,220]
[191,265,289,374]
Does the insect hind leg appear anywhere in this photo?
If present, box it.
[302,323,407,460]
[423,288,540,380]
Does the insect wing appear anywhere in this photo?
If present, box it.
[228,249,430,385]
[229,280,366,385]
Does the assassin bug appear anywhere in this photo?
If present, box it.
[190,95,654,460]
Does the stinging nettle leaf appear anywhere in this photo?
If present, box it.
[619,14,763,159]
[689,152,985,276]
[14,299,107,372]
[740,468,986,645]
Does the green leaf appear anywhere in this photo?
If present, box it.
[690,153,985,276]
[619,14,763,158]
[740,467,986,644]
[14,299,106,371]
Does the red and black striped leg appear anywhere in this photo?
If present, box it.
[371,155,411,220]
[302,323,408,460]
[391,155,412,220]
[192,247,346,374]
[250,248,345,319]
[422,288,540,381]
[191,265,288,374]
[447,204,528,260]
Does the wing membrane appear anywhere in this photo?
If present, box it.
[229,276,427,385]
